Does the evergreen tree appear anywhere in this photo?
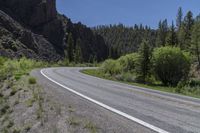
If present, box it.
[184,11,194,32]
[136,40,151,83]
[67,33,74,62]
[177,11,194,50]
[156,19,168,47]
[191,22,200,66]
[176,7,183,30]
[74,38,82,63]
[182,11,194,49]
[177,24,185,49]
[166,21,178,46]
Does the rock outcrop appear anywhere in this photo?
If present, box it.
[0,10,60,60]
[0,0,108,61]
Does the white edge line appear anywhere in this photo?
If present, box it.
[40,69,169,133]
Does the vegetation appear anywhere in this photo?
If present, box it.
[136,40,152,82]
[0,57,46,81]
[93,7,200,62]
[84,7,200,98]
[82,46,198,98]
[28,77,37,84]
[93,24,156,58]
[152,47,191,86]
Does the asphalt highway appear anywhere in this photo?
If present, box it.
[40,67,200,133]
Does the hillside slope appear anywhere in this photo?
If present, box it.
[0,0,108,61]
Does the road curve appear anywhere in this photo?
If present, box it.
[40,67,200,133]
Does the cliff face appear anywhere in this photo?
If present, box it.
[0,0,108,61]
[1,0,57,26]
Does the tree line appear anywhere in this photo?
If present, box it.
[92,7,200,93]
[93,7,200,67]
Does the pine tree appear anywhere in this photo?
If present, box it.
[156,19,168,47]
[67,33,74,62]
[184,11,194,32]
[191,22,200,66]
[74,38,82,63]
[166,21,178,46]
[182,11,194,49]
[176,7,183,30]
[136,40,151,83]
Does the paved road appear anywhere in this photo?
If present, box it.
[40,67,200,133]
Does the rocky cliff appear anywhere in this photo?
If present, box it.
[0,0,108,61]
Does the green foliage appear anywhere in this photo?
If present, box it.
[101,59,122,75]
[188,78,200,87]
[117,53,139,72]
[10,88,17,96]
[0,56,45,81]
[0,104,9,115]
[156,19,168,47]
[94,24,156,58]
[136,40,152,82]
[152,46,191,86]
[166,21,178,46]
[115,72,136,82]
[28,77,36,84]
[74,38,83,63]
[84,121,97,133]
[67,33,75,62]
[191,21,200,66]
[178,11,194,50]
[176,7,183,29]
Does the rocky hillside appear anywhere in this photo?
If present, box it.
[0,0,108,61]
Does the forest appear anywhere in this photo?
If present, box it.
[84,7,200,97]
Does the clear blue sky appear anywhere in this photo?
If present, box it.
[56,0,200,28]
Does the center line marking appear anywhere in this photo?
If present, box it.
[40,68,169,133]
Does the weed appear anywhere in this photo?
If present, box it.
[12,128,21,133]
[14,100,19,106]
[68,105,75,113]
[10,88,17,96]
[25,98,35,107]
[0,92,3,97]
[67,116,80,126]
[28,77,36,84]
[23,124,31,132]
[1,104,10,115]
[14,73,22,81]
[2,114,9,124]
[6,120,14,128]
[84,121,97,133]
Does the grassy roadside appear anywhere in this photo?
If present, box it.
[0,57,99,133]
[82,69,200,99]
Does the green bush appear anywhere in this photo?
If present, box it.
[101,59,122,75]
[188,78,200,87]
[28,77,37,84]
[118,53,139,72]
[152,46,191,86]
[0,56,45,80]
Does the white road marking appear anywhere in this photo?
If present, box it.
[40,69,169,133]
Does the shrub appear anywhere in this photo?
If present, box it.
[152,46,191,86]
[101,59,122,75]
[28,77,37,84]
[118,53,139,72]
[188,78,200,87]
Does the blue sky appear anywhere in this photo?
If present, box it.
[56,0,200,28]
